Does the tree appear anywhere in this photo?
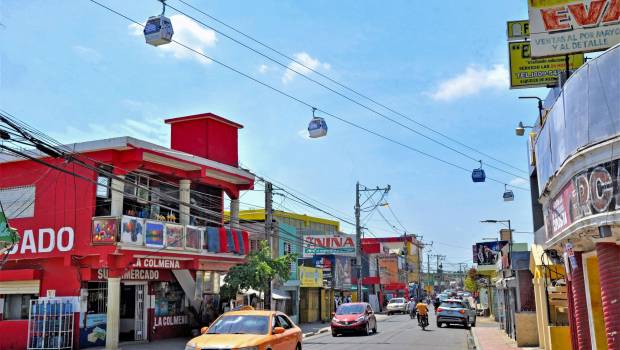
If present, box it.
[464,268,480,293]
[221,241,297,304]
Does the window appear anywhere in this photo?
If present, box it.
[3,294,37,320]
[277,315,293,329]
[283,242,292,255]
[0,186,35,219]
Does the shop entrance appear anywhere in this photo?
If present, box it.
[119,282,147,342]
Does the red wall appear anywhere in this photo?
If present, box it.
[0,320,29,350]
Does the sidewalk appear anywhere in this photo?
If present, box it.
[471,317,539,350]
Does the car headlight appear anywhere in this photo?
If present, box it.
[184,342,196,350]
[356,315,365,322]
[237,347,259,350]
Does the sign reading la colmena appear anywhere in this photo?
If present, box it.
[528,0,620,57]
[302,234,356,257]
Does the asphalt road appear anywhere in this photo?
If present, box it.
[303,313,470,350]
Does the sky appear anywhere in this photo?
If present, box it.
[1,1,545,269]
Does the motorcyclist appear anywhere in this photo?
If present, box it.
[433,297,441,313]
[416,300,429,327]
[407,298,416,318]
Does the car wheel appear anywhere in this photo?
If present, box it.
[387,312,392,316]
[296,343,302,350]
[331,330,338,337]
[365,322,371,336]
[436,322,442,328]
[471,320,476,327]
[372,321,377,334]
[464,321,470,330]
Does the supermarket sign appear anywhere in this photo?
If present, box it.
[528,0,620,57]
[302,234,356,257]
[509,41,584,88]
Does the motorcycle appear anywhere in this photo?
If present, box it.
[418,314,429,330]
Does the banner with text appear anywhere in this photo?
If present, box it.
[302,234,356,257]
[528,0,620,57]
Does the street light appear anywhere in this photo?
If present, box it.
[480,219,512,242]
[518,96,544,121]
[515,121,534,136]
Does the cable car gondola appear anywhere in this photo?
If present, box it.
[503,185,514,202]
[144,0,174,47]
[472,160,486,183]
[308,107,328,138]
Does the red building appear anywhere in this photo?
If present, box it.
[0,113,254,349]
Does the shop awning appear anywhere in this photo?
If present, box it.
[271,289,291,300]
[0,280,40,294]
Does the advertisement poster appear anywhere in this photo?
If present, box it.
[334,256,352,290]
[79,313,107,348]
[299,266,323,287]
[120,216,144,245]
[472,241,509,265]
[165,223,184,249]
[528,0,620,57]
[185,226,202,250]
[145,221,165,248]
[378,255,399,284]
[509,41,584,88]
[91,217,118,244]
[302,234,356,257]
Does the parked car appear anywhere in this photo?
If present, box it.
[386,297,407,315]
[184,306,302,350]
[331,302,377,336]
[436,299,477,329]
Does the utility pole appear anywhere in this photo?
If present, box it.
[265,181,274,310]
[355,182,390,302]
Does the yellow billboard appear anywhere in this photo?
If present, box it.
[509,41,584,89]
[299,266,323,288]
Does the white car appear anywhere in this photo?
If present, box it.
[386,298,407,315]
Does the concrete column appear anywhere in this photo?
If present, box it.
[230,199,240,230]
[110,176,125,216]
[570,252,592,350]
[596,242,620,350]
[105,273,121,350]
[179,179,191,225]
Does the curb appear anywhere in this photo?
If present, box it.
[302,327,330,338]
[468,327,481,350]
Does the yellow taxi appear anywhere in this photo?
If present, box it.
[185,306,303,350]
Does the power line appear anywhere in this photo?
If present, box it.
[175,0,528,176]
[84,0,529,192]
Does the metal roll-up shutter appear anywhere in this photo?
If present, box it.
[0,280,40,294]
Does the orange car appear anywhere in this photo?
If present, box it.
[185,307,303,350]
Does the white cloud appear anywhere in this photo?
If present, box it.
[282,52,330,84]
[510,178,529,187]
[258,64,269,74]
[297,129,311,140]
[428,64,509,102]
[72,45,103,64]
[129,15,216,64]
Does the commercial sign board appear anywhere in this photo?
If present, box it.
[378,255,400,284]
[528,0,620,57]
[333,256,352,290]
[507,20,530,41]
[509,41,585,88]
[472,241,509,266]
[299,266,323,288]
[545,158,620,240]
[302,234,356,257]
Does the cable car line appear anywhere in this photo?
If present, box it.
[162,1,528,181]
[175,0,528,176]
[88,1,528,191]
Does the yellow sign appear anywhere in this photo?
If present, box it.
[299,266,323,288]
[509,41,584,89]
[507,20,530,41]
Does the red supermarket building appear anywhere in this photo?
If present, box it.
[0,113,254,349]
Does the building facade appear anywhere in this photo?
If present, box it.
[530,45,620,350]
[0,113,254,349]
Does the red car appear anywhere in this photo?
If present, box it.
[331,302,377,337]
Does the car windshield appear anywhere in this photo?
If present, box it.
[207,315,270,335]
[440,301,465,309]
[389,298,405,304]
[336,304,365,315]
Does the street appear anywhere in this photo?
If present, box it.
[304,313,470,350]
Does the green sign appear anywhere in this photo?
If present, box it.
[0,210,19,247]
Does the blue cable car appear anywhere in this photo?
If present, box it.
[144,1,174,47]
[472,161,486,183]
[308,108,328,138]
[503,185,514,201]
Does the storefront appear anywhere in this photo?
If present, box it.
[0,113,254,349]
[298,266,322,323]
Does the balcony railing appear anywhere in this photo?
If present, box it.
[91,215,248,255]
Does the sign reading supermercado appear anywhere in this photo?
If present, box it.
[302,234,356,257]
[545,158,620,240]
[528,0,620,57]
